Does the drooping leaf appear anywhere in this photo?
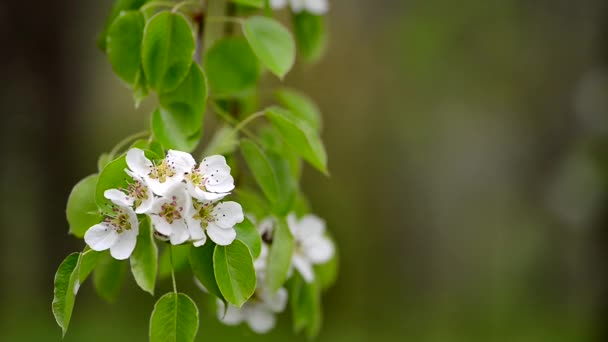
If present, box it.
[259,125,302,180]
[93,252,127,302]
[265,107,328,175]
[79,249,103,283]
[203,125,239,156]
[149,292,199,342]
[107,10,145,85]
[133,68,150,107]
[213,240,256,307]
[204,37,260,97]
[95,155,129,214]
[130,216,158,295]
[152,108,201,152]
[275,88,322,131]
[98,0,149,51]
[66,174,101,238]
[266,218,293,292]
[190,241,224,301]
[314,252,338,291]
[230,0,264,8]
[98,153,112,171]
[243,16,295,79]
[293,12,327,63]
[235,217,262,258]
[142,11,195,92]
[289,272,322,337]
[240,139,279,204]
[159,244,191,279]
[266,149,297,217]
[52,253,80,337]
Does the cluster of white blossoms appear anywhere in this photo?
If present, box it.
[216,213,334,333]
[270,0,329,15]
[84,148,244,260]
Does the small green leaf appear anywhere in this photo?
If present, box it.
[214,240,256,307]
[95,155,129,214]
[130,217,158,295]
[152,108,201,152]
[107,10,145,85]
[275,88,322,131]
[203,125,239,156]
[265,107,328,174]
[149,292,199,342]
[79,249,103,283]
[293,12,327,63]
[235,217,262,258]
[266,149,297,216]
[98,0,148,52]
[93,252,127,302]
[205,37,260,97]
[190,241,224,301]
[158,62,207,137]
[230,0,264,8]
[240,139,279,204]
[235,188,268,221]
[289,272,322,337]
[266,218,293,292]
[142,12,195,92]
[52,253,80,337]
[133,68,150,107]
[159,244,191,279]
[314,253,338,291]
[243,16,295,79]
[66,174,101,238]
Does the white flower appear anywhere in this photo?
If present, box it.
[270,0,329,15]
[186,200,244,246]
[184,155,234,201]
[148,183,191,245]
[126,148,195,197]
[84,190,139,260]
[288,213,334,282]
[104,172,153,214]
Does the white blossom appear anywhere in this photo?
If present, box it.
[270,0,329,15]
[148,183,192,245]
[186,199,244,246]
[126,148,195,197]
[84,190,139,260]
[104,171,153,214]
[184,155,234,201]
[288,213,334,282]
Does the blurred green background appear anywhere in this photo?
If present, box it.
[2,0,608,341]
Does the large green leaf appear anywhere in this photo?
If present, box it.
[52,253,80,337]
[205,37,260,97]
[98,0,149,51]
[265,107,328,175]
[289,272,322,337]
[107,10,145,85]
[190,241,224,301]
[79,249,103,283]
[158,63,207,136]
[230,0,264,7]
[130,217,158,295]
[159,244,191,279]
[266,149,297,217]
[142,12,195,92]
[235,187,269,221]
[93,252,127,302]
[275,88,322,131]
[66,174,101,238]
[95,155,129,214]
[235,217,262,258]
[243,16,295,79]
[240,139,279,204]
[266,218,293,292]
[213,240,256,307]
[150,292,199,342]
[152,108,201,152]
[293,12,327,63]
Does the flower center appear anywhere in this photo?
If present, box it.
[186,169,207,191]
[126,180,148,208]
[105,207,132,233]
[192,200,215,223]
[158,196,183,224]
[148,159,176,183]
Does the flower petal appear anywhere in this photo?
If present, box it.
[304,0,328,15]
[167,150,196,173]
[206,174,235,194]
[245,305,276,334]
[262,287,287,313]
[169,219,190,245]
[270,0,287,9]
[218,301,244,325]
[150,215,173,236]
[292,254,314,283]
[186,214,205,241]
[135,188,155,214]
[298,214,325,237]
[207,223,236,246]
[104,189,133,207]
[303,235,334,264]
[110,230,138,260]
[199,155,230,174]
[212,201,244,229]
[126,148,152,177]
[85,223,119,251]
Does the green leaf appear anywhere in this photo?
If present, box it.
[130,217,158,295]
[93,252,127,302]
[266,218,293,292]
[149,292,199,342]
[152,108,201,152]
[230,0,264,8]
[190,241,224,301]
[314,253,338,291]
[213,240,256,307]
[157,62,207,138]
[240,139,279,204]
[52,253,80,337]
[98,0,149,52]
[275,88,322,131]
[259,125,302,180]
[95,155,129,214]
[79,249,103,283]
[293,12,327,63]
[159,244,191,279]
[204,37,260,97]
[265,107,328,175]
[107,10,145,85]
[66,174,101,238]
[98,153,112,171]
[235,217,262,258]
[289,272,322,337]
[266,149,297,216]
[142,11,195,92]
[235,187,268,221]
[243,16,295,79]
[203,125,239,156]
[133,68,150,107]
